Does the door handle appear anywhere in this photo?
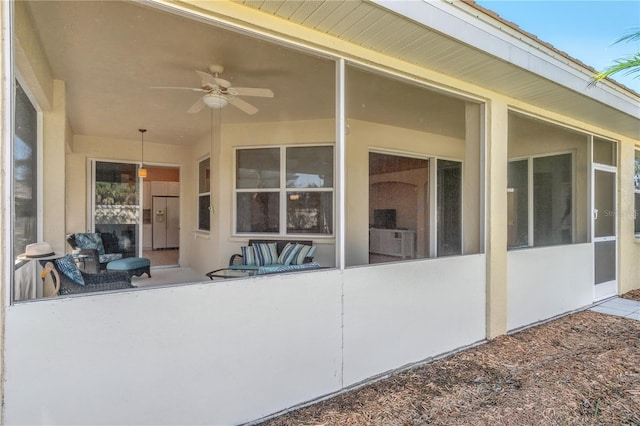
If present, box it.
[593,208,599,220]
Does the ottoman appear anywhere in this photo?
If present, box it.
[107,257,151,278]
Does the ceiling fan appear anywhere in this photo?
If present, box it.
[153,64,274,115]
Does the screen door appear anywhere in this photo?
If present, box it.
[593,167,617,300]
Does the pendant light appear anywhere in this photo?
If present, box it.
[138,128,147,178]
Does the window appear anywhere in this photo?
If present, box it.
[13,81,38,259]
[369,152,428,261]
[507,160,528,248]
[198,157,210,232]
[235,146,334,235]
[437,159,462,256]
[635,149,640,236]
[92,161,140,255]
[507,153,573,248]
[368,152,463,262]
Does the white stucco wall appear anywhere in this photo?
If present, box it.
[507,243,593,331]
[4,255,488,425]
[4,270,343,425]
[343,254,486,386]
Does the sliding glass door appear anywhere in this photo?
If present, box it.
[91,161,141,258]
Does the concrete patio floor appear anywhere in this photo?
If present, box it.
[590,297,640,321]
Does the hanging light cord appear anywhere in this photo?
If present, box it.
[140,128,146,165]
[209,109,215,215]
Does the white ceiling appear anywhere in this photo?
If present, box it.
[23,0,471,148]
[25,0,336,146]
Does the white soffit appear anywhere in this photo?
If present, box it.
[235,0,639,139]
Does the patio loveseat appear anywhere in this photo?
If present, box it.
[207,239,321,279]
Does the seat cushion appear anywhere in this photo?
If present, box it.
[107,257,150,271]
[257,262,321,275]
[229,264,260,271]
[99,253,123,264]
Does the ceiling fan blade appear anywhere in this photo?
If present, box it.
[233,87,274,98]
[195,71,228,88]
[187,97,206,114]
[227,97,258,115]
[150,86,208,92]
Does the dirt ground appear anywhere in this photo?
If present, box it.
[263,292,640,425]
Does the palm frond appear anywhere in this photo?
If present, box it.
[590,29,640,87]
[614,29,640,45]
[593,55,640,82]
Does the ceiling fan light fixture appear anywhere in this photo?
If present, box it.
[203,93,228,109]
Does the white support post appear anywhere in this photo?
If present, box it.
[336,59,346,270]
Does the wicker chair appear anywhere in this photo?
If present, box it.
[41,260,135,296]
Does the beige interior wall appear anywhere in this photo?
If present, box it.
[13,0,52,110]
[183,129,218,275]
[508,114,590,243]
[42,80,67,254]
[464,103,483,254]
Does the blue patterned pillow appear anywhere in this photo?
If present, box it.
[277,243,302,265]
[253,242,278,266]
[292,245,317,265]
[241,246,257,266]
[75,233,105,255]
[54,254,85,285]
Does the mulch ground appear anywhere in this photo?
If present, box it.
[262,291,640,425]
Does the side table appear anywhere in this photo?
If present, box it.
[73,254,90,272]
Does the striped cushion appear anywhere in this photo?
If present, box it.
[277,243,302,265]
[253,242,278,266]
[241,246,257,266]
[292,245,316,265]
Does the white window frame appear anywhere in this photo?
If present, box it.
[197,155,211,233]
[233,144,335,237]
[507,150,575,249]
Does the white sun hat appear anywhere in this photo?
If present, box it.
[17,242,63,261]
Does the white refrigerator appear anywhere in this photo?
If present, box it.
[152,196,180,249]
